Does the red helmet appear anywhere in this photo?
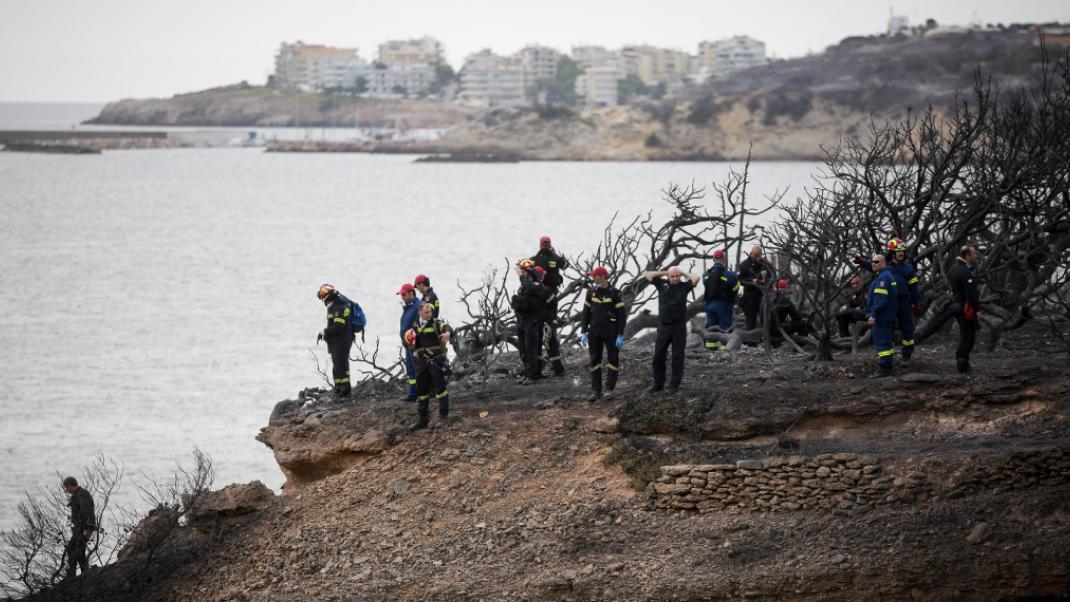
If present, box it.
[397,283,415,295]
[317,283,336,301]
[413,274,430,286]
[587,266,609,278]
[533,266,546,279]
[539,236,552,247]
[776,278,790,290]
[712,249,726,260]
[887,238,907,252]
[404,328,417,347]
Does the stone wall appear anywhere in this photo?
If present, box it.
[650,454,928,514]
[947,448,1070,498]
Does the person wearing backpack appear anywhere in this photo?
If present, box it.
[404,302,453,430]
[317,283,354,399]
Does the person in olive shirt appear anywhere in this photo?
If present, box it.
[580,266,628,401]
[644,266,700,394]
[950,244,981,374]
[63,476,96,580]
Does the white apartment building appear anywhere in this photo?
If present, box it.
[621,45,693,85]
[887,15,910,35]
[696,36,767,78]
[458,50,528,108]
[364,63,436,97]
[275,41,364,91]
[517,45,561,82]
[575,61,625,109]
[377,36,445,66]
[571,46,623,69]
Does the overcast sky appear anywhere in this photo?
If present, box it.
[1,0,1066,102]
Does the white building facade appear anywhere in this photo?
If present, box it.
[274,41,364,91]
[696,36,767,79]
[458,50,527,108]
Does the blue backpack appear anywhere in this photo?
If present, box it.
[336,293,368,341]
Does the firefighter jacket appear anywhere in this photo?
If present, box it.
[512,275,551,319]
[410,317,452,359]
[891,260,923,304]
[867,267,901,322]
[421,287,441,318]
[950,258,980,313]
[582,284,627,336]
[531,248,568,291]
[324,299,354,350]
[703,263,740,303]
[69,487,96,533]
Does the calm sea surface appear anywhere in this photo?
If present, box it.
[0,108,822,529]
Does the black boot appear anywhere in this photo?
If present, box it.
[432,398,449,429]
[878,363,894,378]
[603,388,617,401]
[408,398,430,431]
[956,357,970,374]
[587,390,602,402]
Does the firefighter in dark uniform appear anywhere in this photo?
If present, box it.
[63,476,96,580]
[769,278,810,341]
[856,238,923,361]
[405,302,453,430]
[414,274,440,318]
[530,236,569,376]
[645,266,700,394]
[950,244,981,374]
[737,245,770,331]
[512,259,552,383]
[580,266,628,401]
[703,249,740,350]
[866,255,900,377]
[397,283,422,401]
[317,283,353,398]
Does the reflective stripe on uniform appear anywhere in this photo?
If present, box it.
[417,395,429,401]
[335,377,350,384]
[407,379,417,385]
[614,302,625,308]
[548,355,562,361]
[435,391,448,399]
[705,341,723,349]
[877,349,895,357]
[333,317,347,324]
[607,363,619,372]
[909,277,919,285]
[590,363,602,371]
[901,339,915,346]
[874,288,889,295]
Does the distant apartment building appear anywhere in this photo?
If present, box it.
[887,14,910,35]
[377,36,445,66]
[274,41,365,91]
[621,45,693,85]
[517,45,561,82]
[695,36,767,79]
[458,50,527,108]
[364,63,436,97]
[575,62,625,109]
[572,45,623,69]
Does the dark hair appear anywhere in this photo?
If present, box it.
[63,476,78,488]
[959,245,974,258]
[416,277,430,286]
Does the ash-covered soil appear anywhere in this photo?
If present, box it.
[127,331,1069,601]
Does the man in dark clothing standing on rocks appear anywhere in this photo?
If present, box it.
[737,245,770,331]
[397,283,422,401]
[530,236,568,377]
[63,476,96,580]
[645,266,700,395]
[580,266,627,401]
[950,245,981,374]
[513,259,552,384]
[317,283,353,399]
[405,302,453,430]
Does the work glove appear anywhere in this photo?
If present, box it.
[912,303,923,318]
[615,335,625,349]
[316,332,324,344]
[579,333,589,347]
[852,256,865,266]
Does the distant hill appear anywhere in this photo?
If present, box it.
[86,31,1053,160]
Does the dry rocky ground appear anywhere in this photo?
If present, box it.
[106,326,1070,602]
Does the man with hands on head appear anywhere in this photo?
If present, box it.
[644,266,700,395]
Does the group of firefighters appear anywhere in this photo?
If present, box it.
[315,236,983,428]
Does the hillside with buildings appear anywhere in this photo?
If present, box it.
[86,24,1065,159]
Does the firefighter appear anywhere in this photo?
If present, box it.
[738,245,771,330]
[702,249,740,350]
[317,283,353,399]
[512,259,551,383]
[950,244,981,374]
[644,266,700,394]
[397,283,422,402]
[62,476,96,580]
[855,238,923,361]
[580,266,628,401]
[404,302,453,430]
[530,236,568,376]
[769,278,810,341]
[866,254,900,377]
[413,274,440,318]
